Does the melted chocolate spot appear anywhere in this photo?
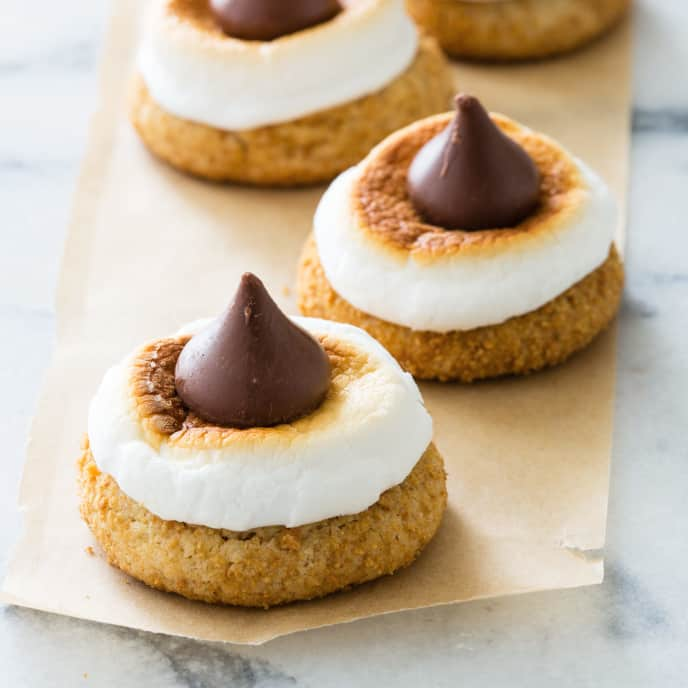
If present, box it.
[175,273,331,428]
[209,0,342,41]
[407,94,541,231]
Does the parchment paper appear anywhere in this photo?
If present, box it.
[1,0,632,645]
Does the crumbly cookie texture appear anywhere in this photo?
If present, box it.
[298,235,624,382]
[129,36,453,186]
[78,440,447,607]
[406,0,629,61]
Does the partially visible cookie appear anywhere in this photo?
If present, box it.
[406,0,630,61]
[130,37,452,185]
[131,0,454,185]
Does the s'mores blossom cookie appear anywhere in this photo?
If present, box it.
[405,0,630,61]
[79,274,446,607]
[298,94,624,382]
[130,0,454,185]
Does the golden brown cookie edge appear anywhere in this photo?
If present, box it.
[406,0,630,61]
[78,439,447,608]
[129,36,454,186]
[297,234,624,382]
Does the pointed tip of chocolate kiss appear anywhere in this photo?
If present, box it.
[209,0,342,41]
[407,93,541,231]
[175,272,331,428]
[454,92,479,112]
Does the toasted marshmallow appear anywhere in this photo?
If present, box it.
[88,317,432,531]
[138,0,418,130]
[314,114,618,333]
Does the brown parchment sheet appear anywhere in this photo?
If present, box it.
[1,0,632,645]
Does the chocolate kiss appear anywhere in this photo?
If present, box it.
[175,273,331,428]
[407,94,541,231]
[209,0,342,41]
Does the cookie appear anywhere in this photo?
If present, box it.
[406,0,630,61]
[131,0,454,185]
[299,102,624,381]
[78,440,446,608]
[81,277,445,606]
[299,235,624,381]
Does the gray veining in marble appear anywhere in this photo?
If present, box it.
[2,0,688,685]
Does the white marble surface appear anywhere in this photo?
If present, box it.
[1,1,687,685]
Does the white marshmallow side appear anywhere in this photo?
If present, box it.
[88,317,433,531]
[138,0,418,130]
[314,162,617,332]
